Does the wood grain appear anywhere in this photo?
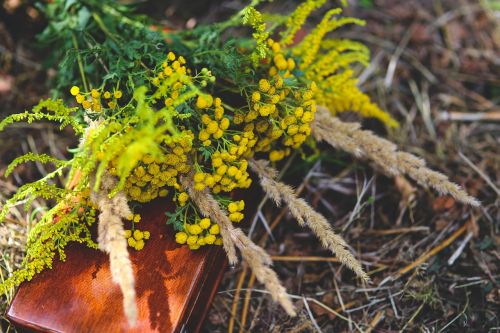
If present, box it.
[7,199,227,333]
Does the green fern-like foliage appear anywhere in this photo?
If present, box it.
[242,6,271,65]
[1,200,97,293]
[0,99,88,294]
[0,99,83,133]
[5,153,67,178]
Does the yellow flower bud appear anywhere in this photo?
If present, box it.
[209,224,220,235]
[194,183,206,191]
[302,111,314,123]
[188,224,202,235]
[207,121,219,134]
[127,237,137,247]
[212,157,223,168]
[204,175,215,187]
[186,235,198,245]
[175,232,188,244]
[70,86,80,96]
[271,42,281,53]
[178,192,189,203]
[199,218,211,229]
[204,235,216,245]
[194,172,205,183]
[228,202,238,213]
[133,230,144,240]
[258,79,270,92]
[134,239,145,250]
[220,118,230,130]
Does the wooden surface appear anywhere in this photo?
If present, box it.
[7,199,227,333]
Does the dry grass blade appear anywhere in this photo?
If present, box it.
[395,223,468,279]
[249,159,370,282]
[239,272,256,333]
[180,174,296,316]
[311,106,480,206]
[228,265,247,333]
[90,173,137,326]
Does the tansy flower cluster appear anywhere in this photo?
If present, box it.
[70,85,123,111]
[124,213,151,251]
[112,131,193,203]
[232,38,317,162]
[174,217,223,250]
[227,200,245,223]
[198,96,229,146]
[193,157,252,194]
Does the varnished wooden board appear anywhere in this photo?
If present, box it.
[7,199,227,333]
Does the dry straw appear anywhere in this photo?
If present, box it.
[90,173,137,326]
[249,159,370,282]
[311,106,480,206]
[180,174,296,316]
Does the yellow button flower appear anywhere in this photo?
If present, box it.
[258,79,271,92]
[175,232,188,244]
[70,86,80,96]
[199,218,211,229]
[209,224,220,235]
[186,235,198,245]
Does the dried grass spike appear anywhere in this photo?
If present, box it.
[90,173,137,326]
[181,174,296,316]
[249,159,370,282]
[180,175,238,265]
[312,106,480,206]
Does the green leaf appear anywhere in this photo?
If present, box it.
[78,7,91,30]
[64,0,78,11]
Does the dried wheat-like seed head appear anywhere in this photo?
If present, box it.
[90,173,137,326]
[180,174,296,316]
[249,159,370,282]
[312,106,480,206]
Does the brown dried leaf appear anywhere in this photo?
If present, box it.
[395,176,416,205]
[432,196,456,211]
[0,75,13,94]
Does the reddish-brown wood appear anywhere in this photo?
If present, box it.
[7,199,227,333]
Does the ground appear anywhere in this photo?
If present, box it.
[0,1,499,332]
